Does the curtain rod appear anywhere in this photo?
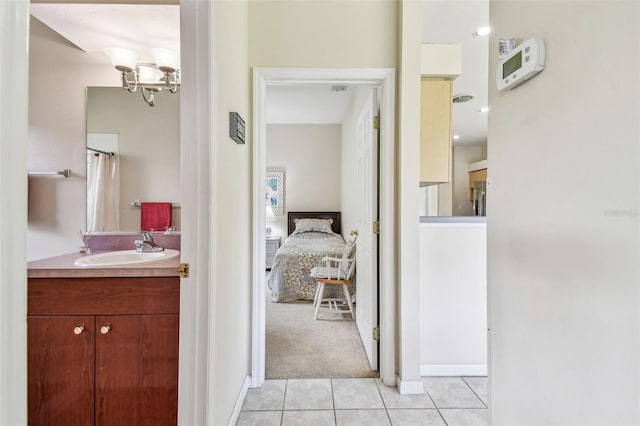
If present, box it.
[87,147,115,156]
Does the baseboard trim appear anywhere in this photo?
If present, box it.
[396,376,425,395]
[228,375,251,426]
[420,364,487,376]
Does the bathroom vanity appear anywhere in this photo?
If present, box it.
[27,252,180,426]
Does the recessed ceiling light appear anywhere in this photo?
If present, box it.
[473,26,491,38]
[453,134,460,140]
[478,106,490,113]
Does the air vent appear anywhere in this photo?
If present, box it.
[452,93,474,104]
[331,85,348,92]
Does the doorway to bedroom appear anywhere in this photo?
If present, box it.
[263,83,378,379]
[252,68,396,388]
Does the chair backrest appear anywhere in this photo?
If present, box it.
[339,237,356,279]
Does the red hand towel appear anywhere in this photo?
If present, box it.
[140,202,172,232]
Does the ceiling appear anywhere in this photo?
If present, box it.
[29,3,180,64]
[29,1,489,144]
[423,0,490,146]
[266,85,355,125]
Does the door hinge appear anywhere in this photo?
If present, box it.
[373,326,380,342]
[373,221,380,234]
[179,263,190,278]
[373,115,380,130]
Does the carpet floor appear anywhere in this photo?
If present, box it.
[266,285,377,379]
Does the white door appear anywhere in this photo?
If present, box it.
[355,89,379,370]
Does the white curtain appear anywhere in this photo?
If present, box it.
[87,151,119,231]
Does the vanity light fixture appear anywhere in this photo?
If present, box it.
[104,47,180,107]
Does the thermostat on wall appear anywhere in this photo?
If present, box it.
[496,38,546,91]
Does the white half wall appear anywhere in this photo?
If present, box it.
[266,124,342,238]
[488,2,640,425]
[419,223,487,375]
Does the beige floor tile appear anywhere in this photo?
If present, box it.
[282,410,336,426]
[335,409,390,426]
[236,411,282,426]
[439,409,488,426]
[375,379,435,409]
[387,409,446,426]
[284,379,334,410]
[333,378,384,409]
[242,379,287,411]
[462,377,487,406]
[422,377,485,409]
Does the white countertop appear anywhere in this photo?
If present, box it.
[28,250,180,279]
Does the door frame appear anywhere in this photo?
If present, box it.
[251,68,396,388]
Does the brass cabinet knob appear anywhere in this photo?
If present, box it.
[100,325,111,335]
[73,325,85,335]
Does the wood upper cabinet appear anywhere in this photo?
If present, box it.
[28,277,180,426]
[420,78,453,184]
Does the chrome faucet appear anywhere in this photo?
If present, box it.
[134,232,165,253]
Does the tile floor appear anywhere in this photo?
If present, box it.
[237,376,487,426]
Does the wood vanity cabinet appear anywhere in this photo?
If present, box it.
[28,277,180,426]
[420,77,453,184]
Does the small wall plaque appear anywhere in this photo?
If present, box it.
[229,112,246,144]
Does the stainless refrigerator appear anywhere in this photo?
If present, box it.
[472,181,486,216]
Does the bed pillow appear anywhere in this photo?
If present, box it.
[292,218,334,235]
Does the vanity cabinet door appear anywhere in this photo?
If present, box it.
[95,314,179,426]
[28,316,95,426]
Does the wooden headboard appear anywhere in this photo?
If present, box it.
[287,211,342,236]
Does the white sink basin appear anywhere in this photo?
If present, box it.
[74,249,180,267]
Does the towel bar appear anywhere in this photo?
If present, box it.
[28,169,71,178]
[131,201,181,209]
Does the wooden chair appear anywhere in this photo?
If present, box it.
[310,248,356,320]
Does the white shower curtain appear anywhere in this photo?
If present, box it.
[87,151,119,232]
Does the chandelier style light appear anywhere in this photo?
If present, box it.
[104,47,180,107]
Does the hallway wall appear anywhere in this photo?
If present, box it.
[488,2,640,424]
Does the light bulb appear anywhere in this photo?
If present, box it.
[150,48,180,73]
[103,47,137,72]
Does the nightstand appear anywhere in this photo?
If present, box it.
[266,236,281,270]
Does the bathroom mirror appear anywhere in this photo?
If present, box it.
[86,87,181,232]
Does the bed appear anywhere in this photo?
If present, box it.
[267,212,355,302]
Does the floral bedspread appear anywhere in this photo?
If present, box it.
[267,231,354,302]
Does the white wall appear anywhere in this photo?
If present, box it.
[488,2,639,425]
[209,1,251,424]
[266,124,342,238]
[419,223,487,375]
[86,87,181,231]
[0,1,28,423]
[249,1,396,68]
[28,17,118,260]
